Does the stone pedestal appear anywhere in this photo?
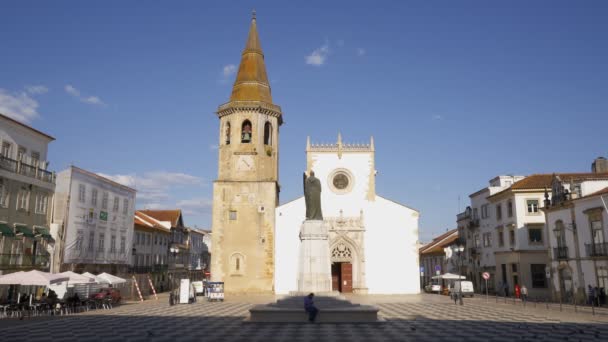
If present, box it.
[297,220,332,293]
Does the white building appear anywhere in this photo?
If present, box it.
[52,166,136,275]
[544,171,608,303]
[275,135,420,294]
[0,113,56,275]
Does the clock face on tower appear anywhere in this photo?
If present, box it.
[236,155,255,171]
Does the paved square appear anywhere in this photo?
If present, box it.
[2,294,607,341]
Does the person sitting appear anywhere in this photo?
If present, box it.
[304,293,319,322]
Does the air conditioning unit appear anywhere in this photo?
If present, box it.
[258,205,265,213]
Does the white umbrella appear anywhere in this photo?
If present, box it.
[59,271,96,284]
[431,273,466,280]
[81,272,110,284]
[0,270,68,286]
[96,273,126,285]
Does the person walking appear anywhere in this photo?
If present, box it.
[521,285,528,302]
[588,285,595,306]
[594,286,600,307]
[503,282,509,297]
[304,293,319,322]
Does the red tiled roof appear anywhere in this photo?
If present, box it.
[134,211,171,232]
[511,173,608,190]
[420,229,459,255]
[138,210,182,227]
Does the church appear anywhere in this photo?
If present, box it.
[211,13,420,295]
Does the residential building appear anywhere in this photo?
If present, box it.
[0,113,56,275]
[486,175,555,299]
[187,228,209,280]
[52,166,136,275]
[544,171,608,303]
[131,210,172,292]
[460,175,524,294]
[419,229,459,288]
[137,210,189,282]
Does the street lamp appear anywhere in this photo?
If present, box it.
[454,244,465,306]
[131,247,137,301]
[169,246,179,305]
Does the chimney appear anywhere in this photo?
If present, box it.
[592,157,608,173]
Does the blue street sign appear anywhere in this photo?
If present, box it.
[435,265,441,272]
[420,266,424,273]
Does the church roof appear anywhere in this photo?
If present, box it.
[229,11,273,104]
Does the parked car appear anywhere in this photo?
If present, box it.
[449,281,475,298]
[424,281,442,293]
[90,288,122,303]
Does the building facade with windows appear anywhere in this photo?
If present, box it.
[486,175,554,299]
[52,166,136,275]
[544,172,608,303]
[187,228,209,280]
[419,229,459,288]
[132,210,171,291]
[460,175,524,294]
[0,113,56,275]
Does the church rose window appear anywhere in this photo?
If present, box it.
[333,173,349,190]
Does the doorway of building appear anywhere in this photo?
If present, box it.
[331,262,352,292]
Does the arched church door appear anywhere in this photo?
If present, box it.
[331,242,353,293]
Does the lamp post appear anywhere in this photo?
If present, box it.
[455,244,465,306]
[169,246,179,305]
[130,247,137,300]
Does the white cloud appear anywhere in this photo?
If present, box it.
[223,64,237,77]
[65,84,80,97]
[305,42,330,66]
[65,84,104,105]
[357,48,366,56]
[219,64,237,84]
[98,171,205,203]
[82,96,104,105]
[25,85,49,95]
[0,89,40,124]
[176,198,213,216]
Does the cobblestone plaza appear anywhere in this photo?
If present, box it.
[2,294,607,341]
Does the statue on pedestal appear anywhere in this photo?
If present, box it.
[303,170,323,220]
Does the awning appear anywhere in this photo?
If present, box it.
[15,224,35,238]
[34,227,54,241]
[0,223,15,237]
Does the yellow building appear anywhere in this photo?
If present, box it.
[210,12,282,294]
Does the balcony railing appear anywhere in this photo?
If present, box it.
[0,155,55,184]
[128,264,169,274]
[468,219,480,229]
[0,253,50,270]
[586,242,608,257]
[554,246,569,260]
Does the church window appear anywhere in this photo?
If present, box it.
[225,122,231,145]
[241,120,252,143]
[331,242,353,261]
[263,122,272,146]
[230,253,244,275]
[333,173,349,190]
[229,210,237,220]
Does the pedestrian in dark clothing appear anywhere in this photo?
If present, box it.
[594,286,600,307]
[304,293,319,322]
[588,285,595,306]
[503,283,509,297]
[600,287,606,306]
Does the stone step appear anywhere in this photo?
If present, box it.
[247,295,382,323]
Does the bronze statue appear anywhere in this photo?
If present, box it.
[303,170,323,220]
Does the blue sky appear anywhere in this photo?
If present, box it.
[1,1,607,240]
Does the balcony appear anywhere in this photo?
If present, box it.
[586,242,608,257]
[468,219,480,229]
[128,264,169,274]
[554,246,569,260]
[0,155,55,184]
[0,253,50,271]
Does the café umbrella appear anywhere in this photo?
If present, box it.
[0,270,68,286]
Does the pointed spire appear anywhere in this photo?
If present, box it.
[229,12,273,103]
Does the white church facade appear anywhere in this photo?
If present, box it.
[275,135,421,294]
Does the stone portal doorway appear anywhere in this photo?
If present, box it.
[331,262,353,293]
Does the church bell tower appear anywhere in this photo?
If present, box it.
[210,12,282,294]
